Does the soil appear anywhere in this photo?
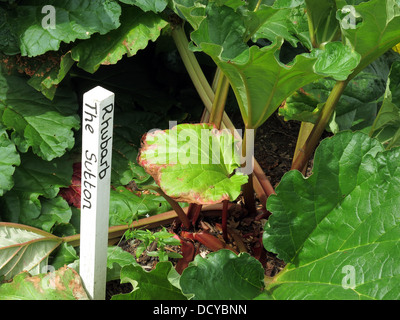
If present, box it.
[105,112,317,300]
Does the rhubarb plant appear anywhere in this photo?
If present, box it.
[1,0,400,301]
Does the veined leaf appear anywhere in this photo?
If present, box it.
[370,61,400,148]
[0,152,73,231]
[0,222,62,280]
[338,0,400,79]
[262,131,400,299]
[0,125,20,196]
[71,6,168,73]
[5,0,121,57]
[305,0,340,48]
[118,0,168,13]
[0,266,88,300]
[109,187,171,226]
[279,56,389,131]
[112,262,187,300]
[203,39,359,129]
[180,249,265,300]
[27,52,75,100]
[174,1,360,129]
[0,65,80,161]
[137,123,248,204]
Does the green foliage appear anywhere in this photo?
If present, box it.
[0,223,62,280]
[172,0,361,129]
[279,55,393,131]
[138,123,248,204]
[71,6,168,73]
[1,0,121,57]
[179,249,265,300]
[370,61,400,148]
[125,227,182,262]
[112,261,188,300]
[0,0,400,301]
[262,131,400,299]
[0,266,89,300]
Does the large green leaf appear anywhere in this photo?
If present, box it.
[0,152,73,230]
[0,222,62,280]
[111,262,187,300]
[111,134,151,187]
[118,0,168,13]
[279,56,390,131]
[0,66,80,161]
[305,0,340,48]
[262,131,400,299]
[252,5,311,49]
[3,0,121,57]
[173,0,360,129]
[370,61,400,148]
[27,52,75,100]
[339,0,400,79]
[109,187,171,225]
[0,125,20,196]
[180,249,265,300]
[137,123,248,204]
[66,246,139,282]
[71,6,168,73]
[0,266,88,300]
[208,40,359,129]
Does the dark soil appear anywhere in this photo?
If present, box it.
[106,112,315,300]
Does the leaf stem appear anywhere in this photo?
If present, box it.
[171,25,214,110]
[291,80,349,171]
[209,71,230,129]
[242,127,257,214]
[292,121,315,174]
[150,186,191,230]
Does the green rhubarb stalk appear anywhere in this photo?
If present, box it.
[292,121,315,174]
[171,26,214,110]
[209,72,230,129]
[291,80,349,171]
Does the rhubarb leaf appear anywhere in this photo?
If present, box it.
[279,56,389,131]
[111,262,187,300]
[109,187,171,225]
[339,0,400,79]
[0,125,20,196]
[0,266,88,300]
[137,123,248,204]
[0,66,80,161]
[71,6,168,73]
[118,0,168,13]
[262,131,400,299]
[5,0,121,57]
[174,0,360,129]
[370,61,400,148]
[0,152,73,230]
[179,249,264,300]
[0,222,62,280]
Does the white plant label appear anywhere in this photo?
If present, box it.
[80,86,114,300]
